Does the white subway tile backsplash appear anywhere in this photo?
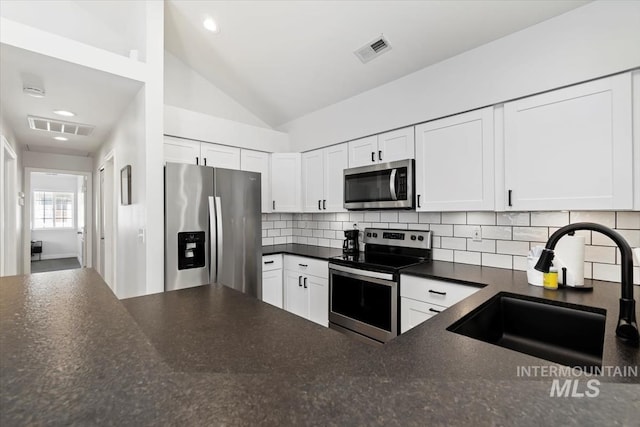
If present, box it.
[584,262,592,279]
[263,221,274,229]
[592,263,620,283]
[300,213,312,220]
[467,239,496,253]
[481,226,512,240]
[267,229,281,237]
[372,222,389,228]
[398,212,419,223]
[454,250,481,266]
[364,212,380,222]
[453,225,475,238]
[467,212,496,225]
[430,224,454,237]
[592,229,640,247]
[496,240,529,256]
[497,212,530,226]
[531,211,569,227]
[432,236,441,248]
[266,213,281,221]
[380,212,399,222]
[617,212,640,229]
[317,221,330,230]
[349,212,364,222]
[512,227,548,242]
[307,237,318,245]
[409,223,430,231]
[331,222,344,231]
[323,230,336,239]
[513,256,528,271]
[281,229,293,237]
[441,237,466,251]
[262,237,274,246]
[433,248,454,262]
[570,211,615,228]
[274,220,287,228]
[388,223,408,230]
[335,212,350,222]
[442,212,467,224]
[584,245,616,264]
[317,238,329,247]
[419,212,441,224]
[482,253,512,269]
[330,239,343,249]
[280,213,293,220]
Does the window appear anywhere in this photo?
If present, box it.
[33,191,74,229]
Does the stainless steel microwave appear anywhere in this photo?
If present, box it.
[343,159,414,210]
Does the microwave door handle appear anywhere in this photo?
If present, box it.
[389,169,398,201]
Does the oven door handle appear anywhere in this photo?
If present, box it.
[389,169,398,201]
[329,264,394,282]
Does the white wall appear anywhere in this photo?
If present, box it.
[164,51,269,129]
[23,151,93,172]
[279,1,640,151]
[30,173,79,260]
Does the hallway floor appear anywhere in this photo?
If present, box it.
[31,257,81,273]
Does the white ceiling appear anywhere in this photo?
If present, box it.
[165,0,591,128]
[0,44,143,156]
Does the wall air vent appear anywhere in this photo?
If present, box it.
[27,116,94,137]
[354,35,392,64]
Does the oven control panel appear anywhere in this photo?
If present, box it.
[363,228,431,249]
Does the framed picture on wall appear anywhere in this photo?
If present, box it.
[121,165,131,205]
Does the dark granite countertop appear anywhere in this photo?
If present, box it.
[1,267,639,425]
[262,243,344,260]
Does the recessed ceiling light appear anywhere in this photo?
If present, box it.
[203,17,220,33]
[53,136,68,141]
[53,110,75,117]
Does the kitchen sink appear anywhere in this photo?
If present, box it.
[447,292,606,368]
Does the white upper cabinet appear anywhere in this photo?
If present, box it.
[164,136,201,165]
[241,149,271,213]
[302,143,348,212]
[348,128,414,168]
[503,73,633,211]
[271,153,302,212]
[201,143,241,169]
[377,127,415,164]
[415,107,495,211]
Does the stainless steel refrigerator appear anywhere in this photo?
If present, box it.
[165,162,262,297]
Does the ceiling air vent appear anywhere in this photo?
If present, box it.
[27,116,94,137]
[354,35,392,64]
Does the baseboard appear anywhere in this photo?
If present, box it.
[32,253,79,261]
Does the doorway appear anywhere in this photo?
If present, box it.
[0,136,18,276]
[96,153,115,291]
[23,168,92,275]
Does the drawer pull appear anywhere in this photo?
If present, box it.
[264,260,275,264]
[298,275,302,286]
[299,263,308,267]
[303,277,308,288]
[429,308,441,314]
[428,289,446,296]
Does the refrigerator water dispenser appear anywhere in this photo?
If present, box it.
[178,232,205,270]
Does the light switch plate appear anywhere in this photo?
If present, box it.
[472,226,482,242]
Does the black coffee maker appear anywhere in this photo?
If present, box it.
[343,229,359,254]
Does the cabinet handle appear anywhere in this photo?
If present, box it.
[303,277,307,289]
[429,308,442,314]
[299,263,308,267]
[417,194,421,208]
[196,157,199,165]
[428,289,446,296]
[323,200,326,210]
[298,275,302,287]
[508,189,512,207]
[378,150,382,161]
[318,200,321,210]
[264,260,274,264]
[273,200,276,210]
[204,158,207,166]
[371,152,375,162]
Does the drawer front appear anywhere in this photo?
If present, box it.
[284,255,328,279]
[400,298,445,333]
[262,254,283,272]
[400,275,479,307]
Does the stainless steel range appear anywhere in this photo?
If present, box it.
[328,228,432,345]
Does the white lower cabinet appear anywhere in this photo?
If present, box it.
[262,255,283,308]
[400,275,480,333]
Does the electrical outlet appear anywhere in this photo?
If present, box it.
[472,226,482,242]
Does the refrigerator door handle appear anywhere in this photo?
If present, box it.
[208,196,217,284]
[215,196,223,283]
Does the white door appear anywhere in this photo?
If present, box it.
[302,150,325,212]
[306,274,328,327]
[99,168,105,277]
[240,149,271,213]
[323,143,348,212]
[262,269,283,308]
[100,158,115,290]
[0,138,18,276]
[415,107,494,211]
[271,153,301,212]
[348,135,378,167]
[377,126,415,163]
[163,136,201,165]
[504,73,632,210]
[284,269,307,318]
[201,143,241,169]
[76,176,86,267]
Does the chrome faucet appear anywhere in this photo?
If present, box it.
[534,222,639,346]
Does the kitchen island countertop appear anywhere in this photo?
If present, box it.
[1,267,638,425]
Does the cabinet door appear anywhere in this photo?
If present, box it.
[271,154,302,212]
[348,135,378,167]
[377,127,415,163]
[262,269,283,309]
[323,143,348,212]
[306,274,328,327]
[164,136,201,165]
[201,143,241,169]
[415,108,494,211]
[284,269,308,318]
[302,150,325,212]
[241,149,271,213]
[400,298,443,333]
[504,73,632,210]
